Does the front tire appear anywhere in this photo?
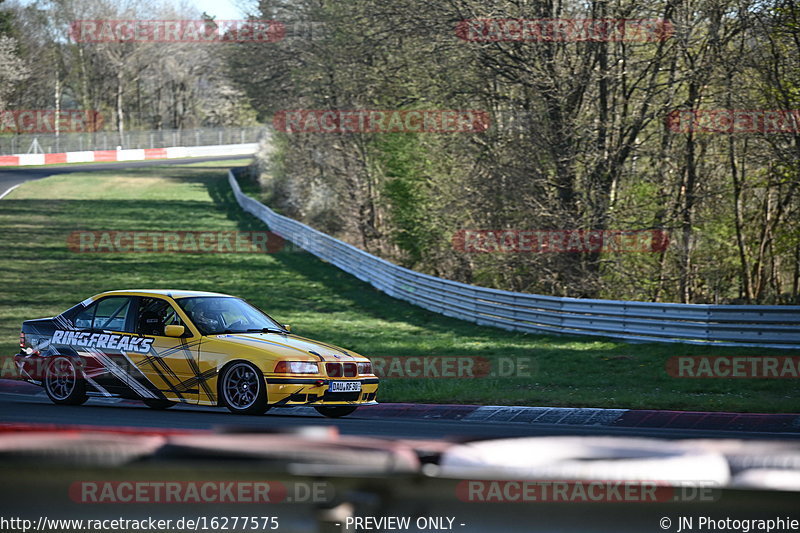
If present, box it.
[44,356,88,405]
[220,361,269,415]
[315,406,358,418]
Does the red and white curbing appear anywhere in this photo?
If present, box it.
[0,143,258,167]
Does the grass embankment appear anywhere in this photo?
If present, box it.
[0,159,797,412]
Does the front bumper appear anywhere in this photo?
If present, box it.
[265,376,379,406]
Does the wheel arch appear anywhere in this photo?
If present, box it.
[216,359,268,407]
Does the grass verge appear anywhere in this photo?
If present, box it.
[1,159,797,412]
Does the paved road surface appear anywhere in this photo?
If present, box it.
[0,155,250,198]
[2,392,797,440]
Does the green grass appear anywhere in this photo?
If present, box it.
[1,159,798,412]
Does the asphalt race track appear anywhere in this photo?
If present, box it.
[2,156,797,443]
[3,391,799,440]
[0,154,247,198]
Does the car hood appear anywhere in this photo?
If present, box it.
[209,332,366,362]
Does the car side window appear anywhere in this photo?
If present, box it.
[135,297,184,336]
[74,297,135,332]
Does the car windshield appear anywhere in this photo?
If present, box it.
[176,296,284,335]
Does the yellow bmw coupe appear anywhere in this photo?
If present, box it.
[15,290,378,417]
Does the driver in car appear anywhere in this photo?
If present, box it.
[190,300,227,333]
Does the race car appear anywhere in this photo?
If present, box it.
[14,290,378,417]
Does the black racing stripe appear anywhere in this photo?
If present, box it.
[154,339,203,358]
[89,350,163,400]
[134,344,188,400]
[109,352,168,400]
[271,387,305,406]
[304,338,355,358]
[102,374,139,397]
[139,354,205,396]
[128,371,169,400]
[307,349,324,361]
[174,368,217,394]
[180,339,215,400]
[139,350,182,383]
[142,355,186,401]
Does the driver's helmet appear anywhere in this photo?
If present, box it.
[192,299,226,331]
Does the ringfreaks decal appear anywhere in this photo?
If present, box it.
[51,330,154,353]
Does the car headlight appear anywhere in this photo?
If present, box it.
[274,361,319,374]
[357,362,372,375]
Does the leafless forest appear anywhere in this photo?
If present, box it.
[3,0,799,304]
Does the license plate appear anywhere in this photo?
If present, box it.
[328,381,361,392]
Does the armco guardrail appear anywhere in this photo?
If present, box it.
[230,171,800,348]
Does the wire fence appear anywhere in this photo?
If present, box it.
[0,126,267,155]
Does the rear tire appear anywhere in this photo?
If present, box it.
[220,361,269,415]
[315,406,358,418]
[44,356,88,406]
[143,399,175,409]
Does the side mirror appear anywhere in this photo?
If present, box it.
[164,325,185,337]
[283,324,292,333]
